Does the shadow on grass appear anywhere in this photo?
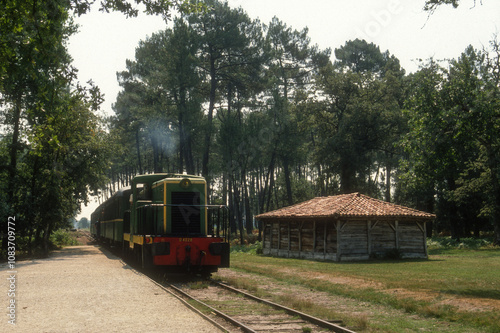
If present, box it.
[440,288,500,300]
[326,257,446,265]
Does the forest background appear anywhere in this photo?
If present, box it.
[1,0,499,255]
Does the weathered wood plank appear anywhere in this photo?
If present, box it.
[263,218,427,261]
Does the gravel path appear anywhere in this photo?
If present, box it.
[1,245,221,333]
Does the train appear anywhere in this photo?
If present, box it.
[90,173,230,275]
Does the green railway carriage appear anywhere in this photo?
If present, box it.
[91,188,131,245]
[91,174,230,274]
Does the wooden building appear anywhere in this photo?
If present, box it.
[255,193,435,261]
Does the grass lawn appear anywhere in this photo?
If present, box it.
[222,242,500,332]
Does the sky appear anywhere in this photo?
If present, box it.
[68,0,500,219]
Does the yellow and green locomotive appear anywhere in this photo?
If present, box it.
[91,174,230,274]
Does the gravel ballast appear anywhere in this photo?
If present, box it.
[1,245,221,332]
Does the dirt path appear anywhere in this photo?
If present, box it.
[1,245,221,333]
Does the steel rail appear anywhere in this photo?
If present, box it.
[145,276,230,332]
[166,282,257,333]
[117,247,356,333]
[213,280,357,333]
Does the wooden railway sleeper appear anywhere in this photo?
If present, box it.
[213,280,357,333]
[167,283,257,333]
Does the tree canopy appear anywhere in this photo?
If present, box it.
[0,0,208,256]
[2,0,499,257]
[424,0,482,13]
[101,2,500,244]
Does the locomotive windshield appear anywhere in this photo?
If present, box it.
[136,183,151,200]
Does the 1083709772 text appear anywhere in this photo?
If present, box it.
[6,216,17,325]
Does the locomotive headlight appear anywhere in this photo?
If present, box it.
[180,178,191,188]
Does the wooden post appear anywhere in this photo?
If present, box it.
[336,220,342,261]
[395,220,399,249]
[263,222,267,249]
[388,221,399,249]
[270,222,273,250]
[313,220,316,253]
[423,221,428,257]
[416,221,428,257]
[324,221,327,257]
[299,221,303,254]
[278,221,281,250]
[367,220,372,257]
[288,222,291,252]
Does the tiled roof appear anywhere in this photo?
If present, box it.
[255,193,435,220]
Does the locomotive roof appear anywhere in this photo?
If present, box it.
[91,174,205,217]
[132,173,204,184]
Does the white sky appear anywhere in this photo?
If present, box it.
[69,0,500,219]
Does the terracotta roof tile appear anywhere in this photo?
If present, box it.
[255,193,435,220]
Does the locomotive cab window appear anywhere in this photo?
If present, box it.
[136,183,152,200]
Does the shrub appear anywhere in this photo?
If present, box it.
[50,229,79,247]
[230,241,262,255]
[427,236,495,250]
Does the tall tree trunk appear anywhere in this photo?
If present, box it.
[265,153,277,212]
[178,124,184,173]
[34,222,42,251]
[283,157,293,206]
[151,134,161,173]
[232,178,244,244]
[256,169,263,241]
[267,167,275,212]
[385,162,392,202]
[487,147,500,245]
[228,180,236,234]
[176,89,195,175]
[42,218,55,257]
[184,134,195,175]
[447,178,461,241]
[7,93,22,205]
[27,156,40,257]
[135,129,143,174]
[242,171,253,234]
[340,161,355,193]
[4,94,22,256]
[202,55,217,198]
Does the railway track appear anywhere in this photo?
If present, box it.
[103,243,356,332]
[157,276,357,333]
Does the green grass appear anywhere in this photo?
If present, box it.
[187,281,210,290]
[223,239,500,332]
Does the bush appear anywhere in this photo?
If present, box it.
[50,229,79,247]
[427,236,496,250]
[230,241,262,255]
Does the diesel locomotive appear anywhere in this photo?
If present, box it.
[91,174,230,274]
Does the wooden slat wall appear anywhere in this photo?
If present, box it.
[326,223,337,254]
[399,221,426,256]
[301,221,314,252]
[290,222,300,251]
[371,221,397,255]
[263,223,271,249]
[339,220,369,260]
[271,222,279,249]
[314,221,325,253]
[262,218,427,261]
